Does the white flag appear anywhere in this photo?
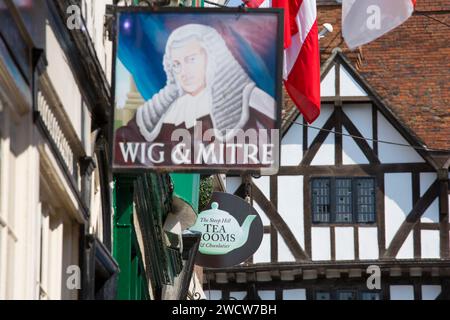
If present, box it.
[342,0,416,50]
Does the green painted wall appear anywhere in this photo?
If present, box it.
[113,178,150,300]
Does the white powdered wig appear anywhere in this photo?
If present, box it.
[136,23,254,142]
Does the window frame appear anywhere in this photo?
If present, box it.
[311,176,377,225]
[313,288,382,300]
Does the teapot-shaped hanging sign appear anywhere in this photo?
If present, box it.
[190,202,256,255]
[189,192,263,268]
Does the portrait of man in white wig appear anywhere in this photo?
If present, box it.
[115,23,277,150]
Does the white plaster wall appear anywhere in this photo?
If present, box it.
[321,66,335,97]
[253,202,270,226]
[342,103,373,148]
[421,198,439,223]
[385,173,412,246]
[311,227,331,261]
[340,66,368,97]
[230,291,247,300]
[92,0,113,83]
[253,176,270,199]
[342,128,369,165]
[278,234,295,262]
[252,176,271,226]
[421,285,441,300]
[48,216,64,300]
[253,201,270,226]
[311,132,335,166]
[252,233,271,264]
[421,230,440,259]
[377,112,424,163]
[358,227,379,260]
[390,285,414,300]
[420,173,437,196]
[335,227,354,260]
[281,115,303,166]
[1,112,42,299]
[277,176,304,248]
[308,105,334,146]
[283,289,306,300]
[396,231,413,259]
[258,290,275,300]
[45,25,83,141]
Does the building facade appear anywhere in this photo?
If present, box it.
[206,1,450,300]
[0,0,205,301]
[0,0,116,299]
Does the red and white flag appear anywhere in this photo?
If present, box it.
[245,0,321,123]
[342,0,417,50]
[244,0,265,8]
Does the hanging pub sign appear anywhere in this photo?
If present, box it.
[111,7,283,174]
[189,192,263,268]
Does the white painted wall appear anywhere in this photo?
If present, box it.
[252,176,271,226]
[343,103,373,148]
[421,285,441,300]
[92,1,113,83]
[420,173,439,223]
[342,128,369,165]
[283,289,306,300]
[205,290,222,300]
[0,112,42,299]
[281,115,303,166]
[308,105,333,147]
[385,173,412,247]
[396,231,413,259]
[390,285,414,300]
[377,112,424,163]
[311,132,335,166]
[340,66,368,97]
[225,176,242,195]
[253,176,270,199]
[420,173,437,196]
[277,176,304,248]
[277,234,295,262]
[358,227,379,260]
[311,227,331,261]
[230,291,247,300]
[253,234,271,264]
[335,227,354,260]
[421,198,439,223]
[421,230,440,259]
[46,25,83,142]
[321,66,335,97]
[258,290,275,300]
[253,202,270,226]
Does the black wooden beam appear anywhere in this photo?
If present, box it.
[300,111,336,166]
[270,175,278,262]
[279,163,434,176]
[376,173,386,257]
[439,174,450,258]
[412,173,421,259]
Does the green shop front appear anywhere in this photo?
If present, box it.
[113,173,204,300]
